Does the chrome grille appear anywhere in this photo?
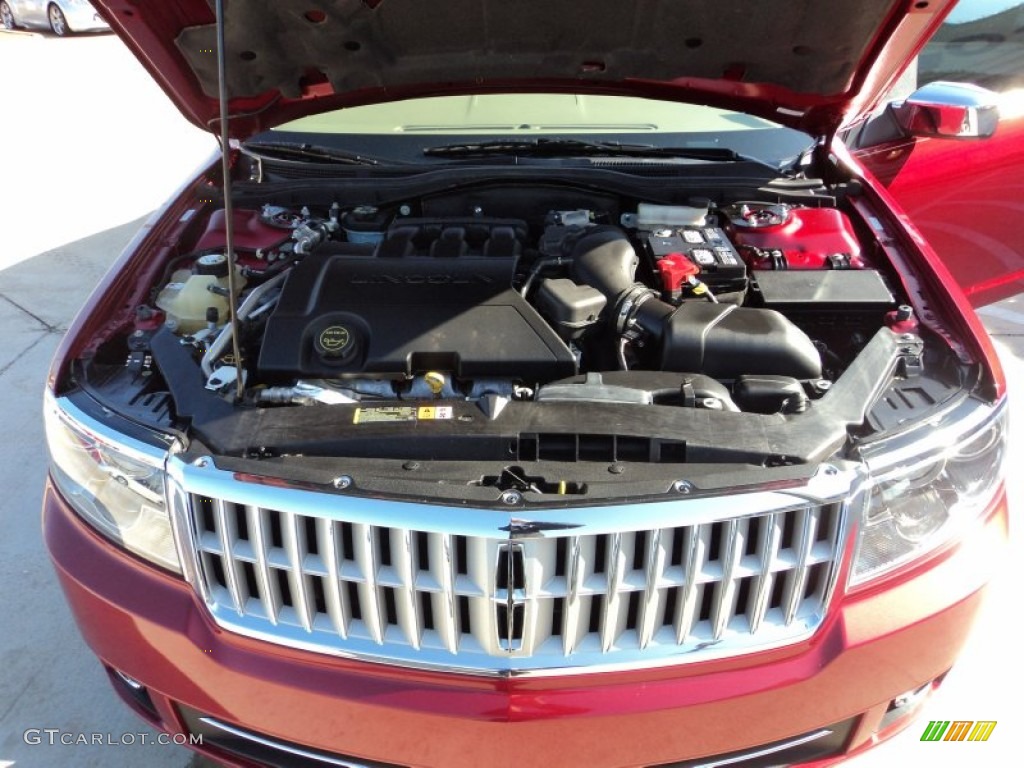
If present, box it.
[177,465,849,674]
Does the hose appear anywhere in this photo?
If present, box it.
[201,271,289,378]
[570,228,673,339]
[519,256,572,298]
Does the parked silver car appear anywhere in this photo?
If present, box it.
[0,0,108,36]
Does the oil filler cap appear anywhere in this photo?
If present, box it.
[313,323,359,365]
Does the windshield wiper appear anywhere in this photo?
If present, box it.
[242,141,382,166]
[422,138,746,162]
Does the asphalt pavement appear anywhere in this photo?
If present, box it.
[0,28,1020,768]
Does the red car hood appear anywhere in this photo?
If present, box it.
[94,0,955,138]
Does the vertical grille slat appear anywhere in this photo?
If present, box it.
[676,524,710,644]
[245,505,280,625]
[282,511,314,632]
[637,529,665,650]
[213,499,246,615]
[187,488,845,670]
[748,512,781,633]
[429,533,459,654]
[315,518,349,639]
[562,535,587,656]
[520,539,554,656]
[353,523,384,645]
[783,508,820,625]
[599,533,627,652]
[712,519,743,641]
[467,538,501,653]
[392,528,421,650]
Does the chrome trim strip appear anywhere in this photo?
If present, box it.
[169,456,855,536]
[199,714,834,768]
[692,728,834,768]
[168,478,199,588]
[858,396,1002,473]
[113,669,145,692]
[196,717,377,768]
[45,391,172,467]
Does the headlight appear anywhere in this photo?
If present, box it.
[44,393,181,574]
[851,399,1007,585]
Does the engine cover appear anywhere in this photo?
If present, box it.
[259,244,576,382]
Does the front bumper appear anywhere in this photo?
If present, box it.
[43,477,1008,768]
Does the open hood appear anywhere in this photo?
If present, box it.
[95,0,955,138]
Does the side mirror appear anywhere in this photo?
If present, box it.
[893,81,999,139]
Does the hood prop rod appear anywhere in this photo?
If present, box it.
[215,0,245,402]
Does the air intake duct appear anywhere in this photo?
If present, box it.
[571,229,822,379]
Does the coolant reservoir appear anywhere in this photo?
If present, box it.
[155,254,246,334]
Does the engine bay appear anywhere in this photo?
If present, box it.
[143,195,907,412]
[71,172,973,475]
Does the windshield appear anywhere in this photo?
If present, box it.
[264,94,813,167]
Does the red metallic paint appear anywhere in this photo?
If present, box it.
[194,209,292,253]
[44,479,1008,768]
[728,208,866,270]
[854,114,1024,306]
[834,139,1008,400]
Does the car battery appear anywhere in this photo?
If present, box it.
[642,226,747,297]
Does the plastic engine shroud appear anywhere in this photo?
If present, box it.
[259,243,577,382]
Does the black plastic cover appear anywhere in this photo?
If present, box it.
[173,328,911,472]
[734,375,810,414]
[535,278,607,340]
[661,303,822,379]
[538,371,737,409]
[752,269,895,312]
[259,246,576,382]
[375,218,527,259]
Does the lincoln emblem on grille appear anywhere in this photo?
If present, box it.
[496,543,527,651]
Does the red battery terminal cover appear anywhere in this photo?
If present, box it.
[657,253,701,297]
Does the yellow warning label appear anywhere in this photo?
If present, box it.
[353,407,416,424]
[353,406,454,424]
[417,406,454,420]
